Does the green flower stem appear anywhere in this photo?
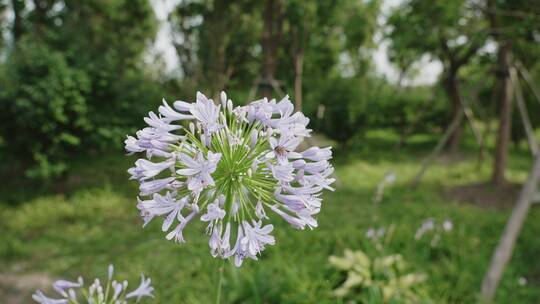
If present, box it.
[216,185,235,304]
[215,258,226,304]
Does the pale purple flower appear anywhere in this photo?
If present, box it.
[189,92,222,133]
[246,98,274,125]
[268,162,295,183]
[126,91,334,266]
[139,177,176,196]
[32,266,154,303]
[275,112,311,137]
[273,95,294,117]
[225,221,275,267]
[166,209,198,243]
[144,111,182,132]
[174,100,192,112]
[276,192,321,212]
[127,127,182,159]
[137,192,188,230]
[125,136,145,154]
[255,201,268,219]
[270,205,318,230]
[159,99,193,121]
[300,146,332,161]
[241,220,275,256]
[268,135,302,163]
[32,291,68,304]
[52,277,83,297]
[126,274,154,301]
[177,151,222,196]
[209,222,232,257]
[292,159,331,175]
[128,158,174,181]
[201,199,226,222]
[302,169,336,190]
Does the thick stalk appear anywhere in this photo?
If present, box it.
[491,43,514,186]
[481,152,540,301]
[294,48,304,112]
[445,70,463,153]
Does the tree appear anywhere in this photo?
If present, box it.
[484,0,540,185]
[0,0,160,178]
[169,0,261,99]
[387,0,486,153]
[283,1,316,111]
[258,0,285,98]
[0,1,6,49]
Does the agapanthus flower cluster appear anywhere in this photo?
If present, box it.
[32,265,154,304]
[125,92,334,266]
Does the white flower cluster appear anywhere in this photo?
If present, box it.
[126,92,335,266]
[33,265,153,304]
[415,218,453,247]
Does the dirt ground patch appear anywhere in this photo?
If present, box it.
[443,182,522,209]
[0,272,53,304]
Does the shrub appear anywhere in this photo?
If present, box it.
[312,77,367,147]
[329,249,429,303]
[0,40,90,178]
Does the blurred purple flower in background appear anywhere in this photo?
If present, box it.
[32,265,154,304]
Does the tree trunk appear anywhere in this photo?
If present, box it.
[481,152,540,301]
[11,0,24,41]
[293,48,304,112]
[444,70,463,153]
[258,0,283,99]
[492,43,514,186]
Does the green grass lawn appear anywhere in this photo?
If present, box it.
[1,129,539,303]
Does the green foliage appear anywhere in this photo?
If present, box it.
[0,0,161,178]
[170,0,261,96]
[312,77,446,147]
[367,85,447,132]
[2,130,540,303]
[312,77,366,146]
[387,0,485,67]
[329,249,428,303]
[0,40,90,178]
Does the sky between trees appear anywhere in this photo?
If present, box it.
[150,0,449,85]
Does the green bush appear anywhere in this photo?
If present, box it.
[312,77,367,146]
[0,40,91,178]
[311,76,447,147]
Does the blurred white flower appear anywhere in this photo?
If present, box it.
[415,218,454,247]
[366,227,386,240]
[415,218,435,240]
[373,171,396,203]
[442,219,453,232]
